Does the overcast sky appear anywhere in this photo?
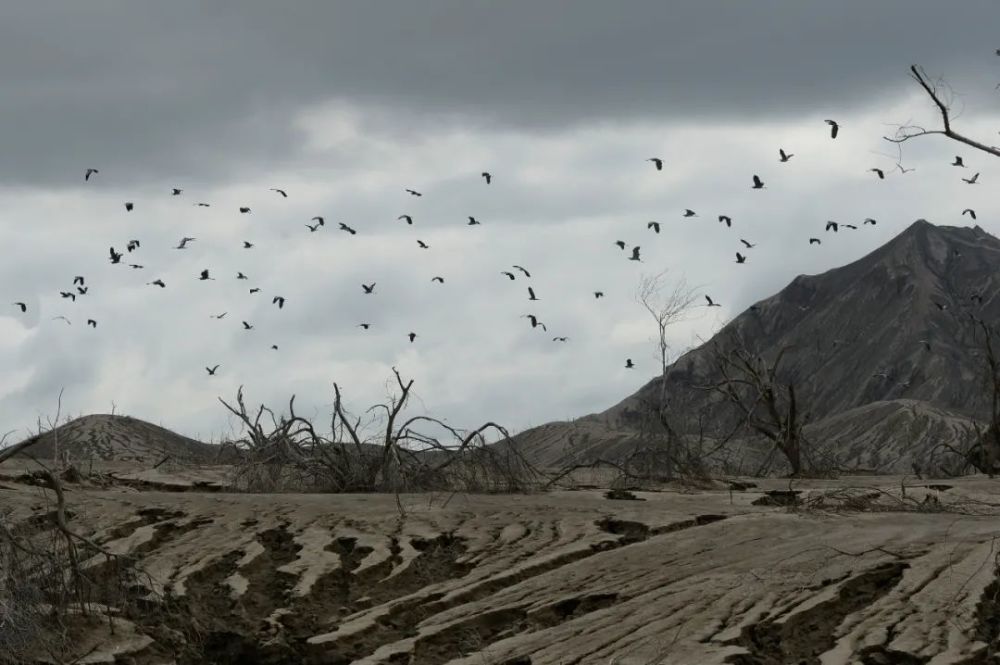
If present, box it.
[2,1,1000,443]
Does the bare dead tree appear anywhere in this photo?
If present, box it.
[698,331,812,476]
[885,65,1000,159]
[632,271,700,479]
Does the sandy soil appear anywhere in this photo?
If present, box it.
[4,474,1000,664]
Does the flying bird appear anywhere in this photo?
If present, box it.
[195,202,211,207]
[77,286,88,295]
[751,174,765,189]
[339,222,357,234]
[174,237,196,249]
[417,240,429,249]
[963,172,980,184]
[199,269,213,281]
[110,247,123,264]
[647,157,663,171]
[522,314,546,331]
[358,323,371,330]
[211,312,227,319]
[809,238,821,244]
[683,209,697,218]
[594,291,604,299]
[779,149,793,162]
[615,240,626,250]
[513,265,531,278]
[735,252,747,264]
[73,276,85,286]
[625,359,635,369]
[124,202,134,212]
[12,302,26,312]
[825,221,839,232]
[128,264,143,269]
[431,276,444,283]
[528,287,539,301]
[467,216,481,225]
[172,188,182,195]
[242,321,253,330]
[482,172,492,184]
[306,222,321,232]
[963,209,977,220]
[863,218,877,225]
[311,216,325,226]
[86,319,97,328]
[705,295,721,307]
[270,188,288,198]
[553,336,569,342]
[249,288,261,294]
[740,239,755,249]
[271,345,279,350]
[149,279,166,288]
[629,246,641,261]
[273,296,285,309]
[84,168,99,181]
[52,316,71,325]
[501,271,515,280]
[362,283,376,294]
[843,224,858,230]
[206,365,219,376]
[239,207,251,214]
[408,332,417,342]
[718,215,732,227]
[127,240,140,252]
[237,272,248,280]
[398,214,413,225]
[825,119,839,139]
[952,156,965,167]
[870,168,885,179]
[405,189,423,197]
[647,221,660,234]
[243,241,254,249]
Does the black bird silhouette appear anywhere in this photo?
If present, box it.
[647,221,660,234]
[73,276,84,286]
[311,216,325,226]
[339,222,357,234]
[825,221,839,232]
[398,214,413,225]
[718,215,732,227]
[482,172,492,184]
[124,202,134,212]
[625,359,635,369]
[809,238,821,244]
[963,209,977,220]
[963,172,980,184]
[705,295,721,307]
[195,202,210,207]
[306,222,321,232]
[779,149,793,162]
[52,316,71,325]
[86,319,97,328]
[358,323,371,330]
[417,240,429,249]
[553,336,569,342]
[172,188,182,195]
[362,283,376,294]
[615,240,626,250]
[647,157,663,171]
[212,312,227,319]
[84,168,99,181]
[528,287,539,301]
[870,168,885,179]
[199,269,213,281]
[431,276,444,283]
[243,241,254,249]
[149,279,166,288]
[206,365,219,375]
[825,119,839,138]
[751,174,765,189]
[735,252,747,264]
[175,237,196,249]
[109,247,123,264]
[683,209,697,218]
[843,224,858,230]
[522,315,547,331]
[408,332,417,342]
[467,216,481,225]
[952,156,965,167]
[127,240,140,252]
[242,321,253,330]
[77,286,88,295]
[273,296,285,309]
[129,264,143,269]
[239,207,251,214]
[12,302,26,313]
[249,288,261,294]
[405,189,422,197]
[594,291,604,298]
[740,239,755,249]
[863,218,877,225]
[236,272,248,281]
[501,271,515,280]
[270,188,288,198]
[271,345,279,350]
[629,246,641,261]
[513,265,531,278]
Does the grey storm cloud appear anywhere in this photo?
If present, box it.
[1,1,999,185]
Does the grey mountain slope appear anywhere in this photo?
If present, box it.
[515,220,998,472]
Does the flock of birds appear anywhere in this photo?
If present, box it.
[7,117,990,376]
